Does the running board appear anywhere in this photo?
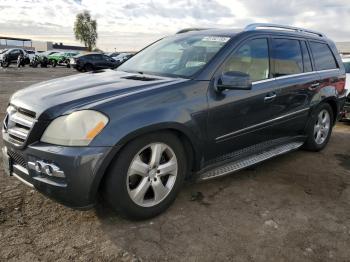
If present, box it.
[199,142,303,180]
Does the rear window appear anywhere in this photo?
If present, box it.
[271,39,303,77]
[309,42,338,71]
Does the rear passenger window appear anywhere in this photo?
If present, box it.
[301,41,312,72]
[271,39,303,77]
[222,38,269,82]
[309,42,338,71]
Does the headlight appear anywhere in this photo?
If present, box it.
[41,110,108,146]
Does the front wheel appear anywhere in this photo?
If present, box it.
[303,103,334,151]
[103,132,187,220]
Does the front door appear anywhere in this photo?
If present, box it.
[206,37,284,162]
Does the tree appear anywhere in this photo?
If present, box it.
[74,11,98,51]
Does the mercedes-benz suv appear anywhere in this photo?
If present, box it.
[2,24,347,219]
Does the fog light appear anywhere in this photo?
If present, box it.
[28,160,65,178]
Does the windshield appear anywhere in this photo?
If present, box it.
[344,61,350,73]
[118,34,231,77]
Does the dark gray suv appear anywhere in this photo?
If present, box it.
[2,24,348,219]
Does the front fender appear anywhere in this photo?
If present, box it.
[88,108,207,202]
[93,106,205,151]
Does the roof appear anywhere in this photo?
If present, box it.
[177,24,329,41]
[0,36,32,41]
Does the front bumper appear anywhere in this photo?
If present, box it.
[1,139,114,209]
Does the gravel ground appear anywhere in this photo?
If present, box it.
[0,67,350,262]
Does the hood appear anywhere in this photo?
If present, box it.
[10,70,187,120]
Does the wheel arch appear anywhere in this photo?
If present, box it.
[320,97,338,125]
[90,125,203,201]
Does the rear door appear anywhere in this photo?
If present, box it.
[269,37,320,136]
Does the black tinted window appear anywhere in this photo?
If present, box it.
[310,42,338,71]
[88,55,100,60]
[272,39,303,77]
[223,38,270,82]
[301,41,312,72]
[103,55,112,61]
[11,50,20,55]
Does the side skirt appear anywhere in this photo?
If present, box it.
[197,140,304,181]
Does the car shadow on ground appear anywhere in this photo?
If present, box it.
[94,125,350,261]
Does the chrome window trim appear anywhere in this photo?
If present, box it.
[216,107,310,141]
[252,69,340,85]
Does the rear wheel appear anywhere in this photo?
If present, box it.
[303,103,334,151]
[103,132,187,220]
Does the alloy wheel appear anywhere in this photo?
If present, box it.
[314,109,331,145]
[126,143,178,207]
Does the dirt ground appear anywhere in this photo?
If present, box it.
[0,67,350,262]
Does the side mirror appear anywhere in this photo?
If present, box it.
[214,71,252,92]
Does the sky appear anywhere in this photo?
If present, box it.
[0,0,349,51]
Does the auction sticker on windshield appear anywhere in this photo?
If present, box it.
[202,36,230,42]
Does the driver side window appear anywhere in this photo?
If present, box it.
[222,38,270,82]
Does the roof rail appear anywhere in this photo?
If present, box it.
[176,28,209,34]
[244,23,325,38]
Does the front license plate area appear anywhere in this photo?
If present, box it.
[2,147,12,176]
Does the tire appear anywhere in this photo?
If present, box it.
[103,132,187,220]
[2,61,9,68]
[303,103,334,151]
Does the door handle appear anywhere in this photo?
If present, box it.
[264,93,277,102]
[310,82,320,89]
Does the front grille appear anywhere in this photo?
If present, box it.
[8,149,27,168]
[3,105,36,146]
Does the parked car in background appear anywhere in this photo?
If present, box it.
[48,52,79,67]
[107,52,120,58]
[70,53,119,71]
[340,57,350,121]
[39,51,59,59]
[1,23,347,220]
[0,48,29,67]
[25,50,37,62]
[111,52,134,65]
